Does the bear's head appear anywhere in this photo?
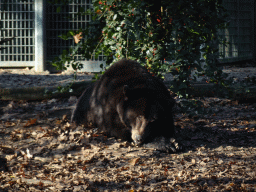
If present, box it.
[122,85,164,145]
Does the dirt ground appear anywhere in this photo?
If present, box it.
[0,96,256,191]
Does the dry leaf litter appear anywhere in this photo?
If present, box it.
[0,95,256,191]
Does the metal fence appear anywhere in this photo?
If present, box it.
[219,0,255,63]
[45,0,105,72]
[0,0,105,72]
[0,0,35,66]
[0,0,255,72]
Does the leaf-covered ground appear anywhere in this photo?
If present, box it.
[0,97,255,191]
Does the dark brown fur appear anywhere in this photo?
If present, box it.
[71,59,175,145]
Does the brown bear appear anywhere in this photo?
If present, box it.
[71,59,178,151]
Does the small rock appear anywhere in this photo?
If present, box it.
[68,96,77,103]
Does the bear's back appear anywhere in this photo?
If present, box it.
[99,59,166,92]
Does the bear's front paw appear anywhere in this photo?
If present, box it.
[168,138,182,153]
[143,137,182,153]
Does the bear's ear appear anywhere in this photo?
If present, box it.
[123,85,129,101]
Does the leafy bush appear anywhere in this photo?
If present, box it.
[50,0,230,116]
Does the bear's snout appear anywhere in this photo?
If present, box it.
[133,134,142,145]
[131,116,148,145]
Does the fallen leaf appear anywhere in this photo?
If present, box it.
[20,148,33,159]
[38,181,44,187]
[55,120,62,124]
[129,158,140,166]
[5,121,16,127]
[24,119,37,127]
[62,115,67,121]
[217,159,223,164]
[26,148,33,159]
[232,100,238,105]
[73,32,83,44]
[120,166,129,171]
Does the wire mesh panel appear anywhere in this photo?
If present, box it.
[0,0,35,66]
[46,0,105,72]
[219,0,254,63]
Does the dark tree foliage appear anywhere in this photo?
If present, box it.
[51,0,230,115]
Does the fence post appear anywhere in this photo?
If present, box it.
[35,0,45,72]
[253,0,256,64]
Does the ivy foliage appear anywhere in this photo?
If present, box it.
[50,0,230,115]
